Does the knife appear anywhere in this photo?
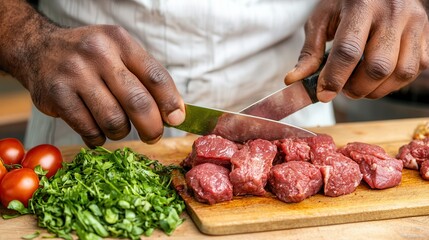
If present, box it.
[239,52,329,120]
[166,103,315,143]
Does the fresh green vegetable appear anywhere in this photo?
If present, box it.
[21,231,40,240]
[28,147,185,240]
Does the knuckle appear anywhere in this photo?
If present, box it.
[99,114,130,139]
[78,32,110,58]
[125,88,153,114]
[365,57,394,80]
[47,79,68,94]
[389,0,406,16]
[333,40,362,64]
[160,97,182,113]
[43,80,71,108]
[107,25,131,41]
[410,6,427,21]
[395,66,418,82]
[104,25,132,50]
[320,77,343,93]
[144,62,171,86]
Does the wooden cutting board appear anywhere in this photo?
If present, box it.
[168,118,429,235]
[2,118,429,239]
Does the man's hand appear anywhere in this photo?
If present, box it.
[0,0,185,147]
[284,0,429,102]
[31,26,185,147]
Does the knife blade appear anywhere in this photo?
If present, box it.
[239,52,328,120]
[166,103,315,143]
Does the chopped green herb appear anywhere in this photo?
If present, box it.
[21,231,40,240]
[7,200,30,215]
[28,147,185,240]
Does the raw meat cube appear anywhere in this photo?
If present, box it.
[185,163,233,205]
[230,139,277,196]
[269,161,323,203]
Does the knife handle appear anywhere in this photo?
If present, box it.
[301,51,330,104]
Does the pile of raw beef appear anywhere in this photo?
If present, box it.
[181,134,429,205]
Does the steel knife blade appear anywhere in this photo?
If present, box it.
[166,103,315,142]
[239,52,328,120]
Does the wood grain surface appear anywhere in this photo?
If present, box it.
[172,119,429,235]
[1,117,429,240]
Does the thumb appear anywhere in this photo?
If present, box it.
[284,50,324,85]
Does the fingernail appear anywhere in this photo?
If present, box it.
[167,109,185,126]
[318,90,337,102]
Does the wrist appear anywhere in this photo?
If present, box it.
[0,0,61,88]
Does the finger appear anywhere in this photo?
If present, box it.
[100,61,164,143]
[316,5,371,102]
[284,9,329,85]
[342,23,401,99]
[79,75,131,141]
[126,50,185,127]
[55,91,106,147]
[107,27,185,129]
[366,21,423,99]
[73,26,165,143]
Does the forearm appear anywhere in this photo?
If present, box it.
[0,0,59,88]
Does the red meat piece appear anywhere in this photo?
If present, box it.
[314,152,362,197]
[340,142,403,189]
[420,160,429,180]
[338,142,392,164]
[269,161,323,203]
[230,139,277,196]
[305,134,337,164]
[276,138,311,162]
[182,134,238,168]
[396,138,429,170]
[185,163,233,205]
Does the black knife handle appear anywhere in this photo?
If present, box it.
[301,51,330,104]
[302,72,320,104]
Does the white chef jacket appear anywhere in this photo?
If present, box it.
[25,0,335,148]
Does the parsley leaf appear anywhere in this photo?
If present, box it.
[28,147,185,240]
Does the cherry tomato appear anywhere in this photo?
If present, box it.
[0,161,7,183]
[0,138,25,165]
[0,168,39,207]
[21,144,63,178]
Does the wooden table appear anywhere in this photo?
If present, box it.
[2,118,429,240]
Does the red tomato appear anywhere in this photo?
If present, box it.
[0,138,25,165]
[21,144,63,178]
[0,168,39,207]
[0,161,7,183]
